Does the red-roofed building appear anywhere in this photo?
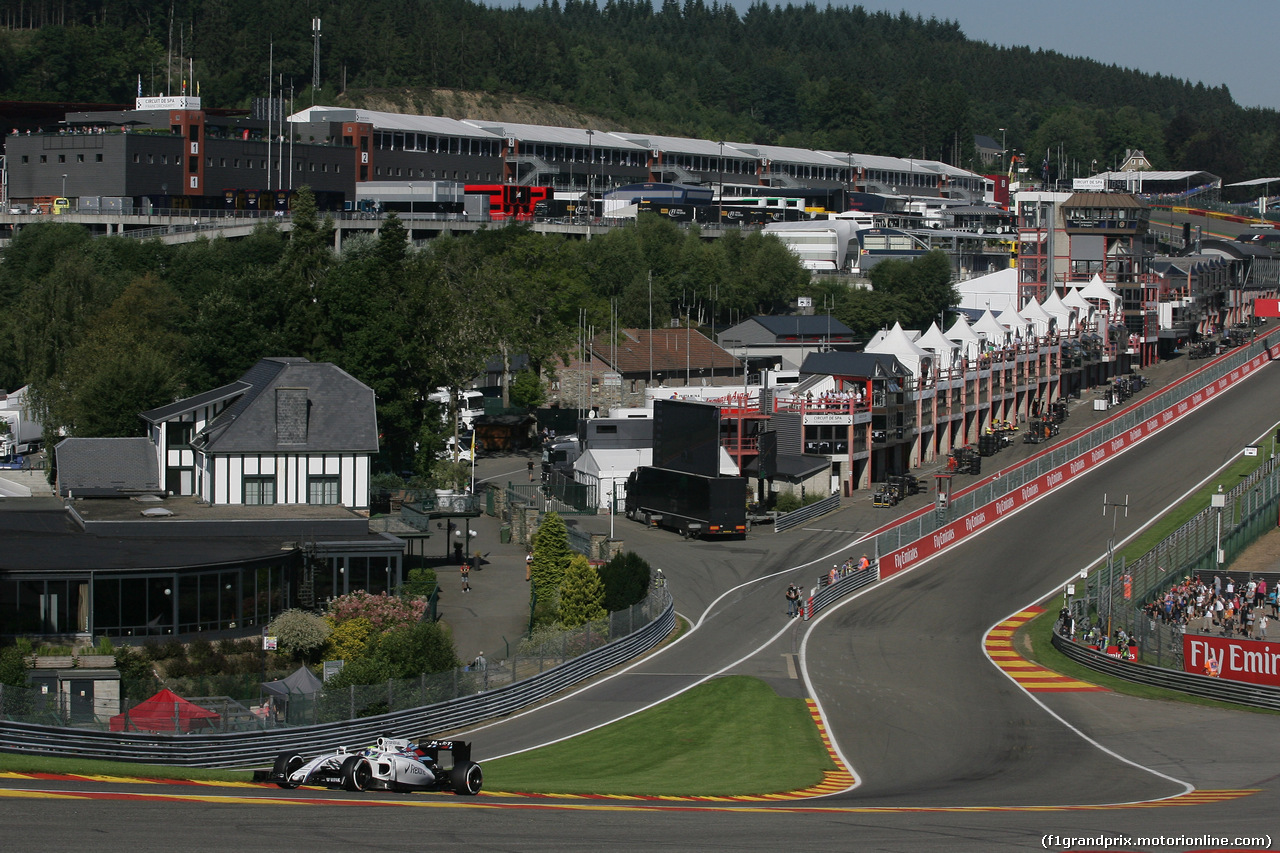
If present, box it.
[550,327,743,410]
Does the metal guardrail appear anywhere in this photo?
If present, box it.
[1051,627,1280,711]
[805,566,878,617]
[775,493,842,534]
[0,589,674,768]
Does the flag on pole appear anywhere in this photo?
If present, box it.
[137,74,142,97]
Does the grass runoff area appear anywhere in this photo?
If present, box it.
[483,676,834,795]
[0,676,835,795]
[1021,432,1280,714]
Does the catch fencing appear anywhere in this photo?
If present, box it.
[0,588,673,767]
[1061,457,1280,673]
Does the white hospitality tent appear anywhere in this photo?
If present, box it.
[575,448,652,509]
[1040,289,1076,333]
[956,267,1019,313]
[917,322,962,371]
[1080,274,1121,315]
[1061,287,1094,325]
[945,314,984,361]
[972,307,1011,346]
[1018,297,1054,337]
[997,305,1031,341]
[866,321,934,381]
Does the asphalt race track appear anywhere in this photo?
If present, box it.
[5,358,1280,852]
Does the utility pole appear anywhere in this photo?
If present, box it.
[1102,493,1128,642]
[311,18,322,103]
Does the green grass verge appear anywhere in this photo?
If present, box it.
[1021,602,1278,715]
[1102,445,1275,572]
[1019,429,1280,713]
[482,675,835,796]
[0,752,254,782]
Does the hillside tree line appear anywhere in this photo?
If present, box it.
[0,1,1273,187]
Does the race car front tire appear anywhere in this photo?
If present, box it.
[340,755,371,792]
[450,761,483,795]
[272,752,304,789]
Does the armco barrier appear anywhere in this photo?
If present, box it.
[802,565,878,619]
[0,590,674,768]
[874,333,1280,580]
[1051,627,1280,711]
[775,492,842,534]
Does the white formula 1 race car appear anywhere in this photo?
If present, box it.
[268,736,482,795]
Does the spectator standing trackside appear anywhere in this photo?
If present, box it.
[786,584,800,618]
[528,459,535,482]
[473,652,486,670]
[525,551,533,581]
[460,561,471,593]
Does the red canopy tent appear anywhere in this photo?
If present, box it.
[109,688,221,733]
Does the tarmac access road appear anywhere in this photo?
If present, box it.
[6,354,1280,852]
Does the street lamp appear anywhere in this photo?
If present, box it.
[718,141,725,226]
[1212,486,1226,568]
[846,152,854,208]
[1102,493,1128,641]
[998,128,1006,174]
[585,129,594,198]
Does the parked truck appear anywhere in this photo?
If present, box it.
[624,466,747,539]
[0,386,42,459]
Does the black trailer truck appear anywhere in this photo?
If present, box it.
[623,466,748,538]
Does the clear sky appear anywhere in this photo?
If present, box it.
[482,0,1280,111]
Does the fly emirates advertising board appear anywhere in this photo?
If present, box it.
[1184,634,1280,686]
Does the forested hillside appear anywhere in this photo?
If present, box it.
[0,199,823,470]
[0,0,1275,187]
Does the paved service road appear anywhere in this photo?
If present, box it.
[5,355,1280,852]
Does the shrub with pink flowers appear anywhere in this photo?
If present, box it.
[327,590,426,631]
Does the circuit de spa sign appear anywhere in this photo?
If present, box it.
[879,338,1280,579]
[1184,634,1280,687]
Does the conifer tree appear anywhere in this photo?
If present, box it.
[558,553,606,628]
[529,511,573,598]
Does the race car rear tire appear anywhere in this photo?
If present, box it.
[450,761,483,796]
[340,755,371,792]
[272,752,304,789]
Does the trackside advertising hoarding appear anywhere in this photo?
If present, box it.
[1184,634,1280,687]
[880,338,1280,579]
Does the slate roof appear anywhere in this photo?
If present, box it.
[591,328,741,374]
[747,315,855,338]
[175,358,379,455]
[139,380,250,424]
[799,351,907,379]
[742,452,829,480]
[55,437,160,497]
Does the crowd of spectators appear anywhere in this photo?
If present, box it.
[1142,573,1276,639]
